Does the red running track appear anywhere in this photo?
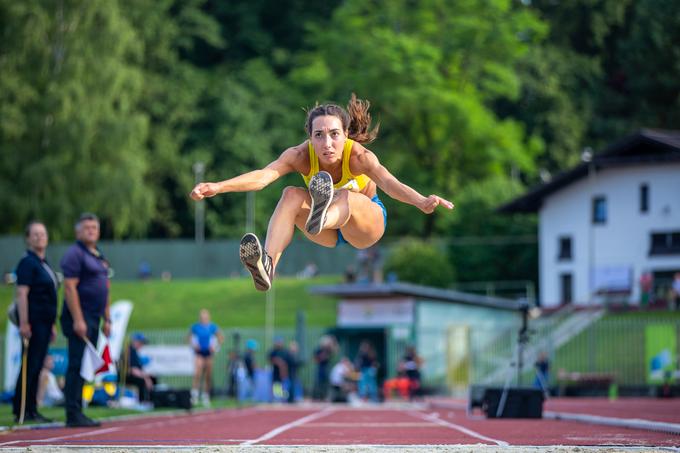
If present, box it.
[544,397,680,424]
[0,402,678,448]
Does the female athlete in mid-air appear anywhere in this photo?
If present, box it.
[190,94,454,291]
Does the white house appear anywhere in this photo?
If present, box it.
[500,129,680,308]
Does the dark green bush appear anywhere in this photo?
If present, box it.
[384,240,455,288]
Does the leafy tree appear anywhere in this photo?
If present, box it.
[441,175,537,283]
[120,0,224,238]
[0,0,152,239]
[191,60,304,238]
[290,0,545,237]
[197,0,341,70]
[384,239,455,288]
[504,0,680,178]
[598,0,680,134]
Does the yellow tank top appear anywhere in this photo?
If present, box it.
[302,139,371,192]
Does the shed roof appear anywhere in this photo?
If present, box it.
[498,129,680,214]
[310,282,521,311]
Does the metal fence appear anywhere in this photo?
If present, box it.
[139,327,328,393]
[469,317,680,389]
[0,326,329,396]
[2,316,677,398]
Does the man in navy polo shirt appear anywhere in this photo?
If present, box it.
[60,213,112,428]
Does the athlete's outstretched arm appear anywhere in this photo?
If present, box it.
[190,147,299,200]
[357,147,454,214]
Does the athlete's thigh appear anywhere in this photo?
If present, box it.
[194,355,205,372]
[293,207,339,248]
[340,193,385,248]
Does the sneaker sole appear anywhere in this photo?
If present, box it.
[305,171,334,235]
[239,233,271,291]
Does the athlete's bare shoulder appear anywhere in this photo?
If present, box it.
[349,140,379,174]
[278,141,310,174]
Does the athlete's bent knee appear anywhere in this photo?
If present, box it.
[280,186,307,205]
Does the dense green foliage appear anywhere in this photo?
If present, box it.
[384,240,455,288]
[1,0,677,283]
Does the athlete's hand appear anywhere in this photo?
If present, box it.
[419,195,454,214]
[190,182,219,200]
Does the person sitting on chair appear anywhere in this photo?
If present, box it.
[124,333,156,403]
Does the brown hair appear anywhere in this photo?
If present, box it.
[305,93,379,144]
[24,221,45,238]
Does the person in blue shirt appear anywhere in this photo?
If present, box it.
[12,221,59,424]
[60,213,111,428]
[188,309,223,406]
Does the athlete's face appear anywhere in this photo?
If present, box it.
[310,115,347,166]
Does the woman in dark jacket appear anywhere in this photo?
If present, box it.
[13,221,59,423]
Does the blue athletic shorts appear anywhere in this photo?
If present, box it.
[337,195,387,246]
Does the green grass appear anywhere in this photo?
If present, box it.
[0,275,342,331]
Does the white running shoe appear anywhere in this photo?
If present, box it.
[201,392,211,408]
[306,171,334,235]
[239,233,273,291]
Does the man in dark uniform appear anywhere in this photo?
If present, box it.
[12,221,59,423]
[60,213,111,428]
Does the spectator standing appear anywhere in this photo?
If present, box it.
[124,333,156,403]
[354,340,379,402]
[400,346,423,400]
[189,309,223,407]
[242,339,259,400]
[268,337,290,402]
[60,213,111,428]
[673,272,680,310]
[533,351,550,393]
[286,340,304,403]
[12,221,59,423]
[312,335,335,400]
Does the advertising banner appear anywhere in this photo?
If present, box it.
[645,323,677,384]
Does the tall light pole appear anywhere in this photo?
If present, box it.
[582,148,594,304]
[246,192,255,233]
[193,161,205,244]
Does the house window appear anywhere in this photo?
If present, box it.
[650,231,680,255]
[592,196,607,224]
[560,273,573,305]
[640,184,649,213]
[558,236,572,261]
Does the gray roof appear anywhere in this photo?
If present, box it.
[498,129,680,214]
[310,282,522,311]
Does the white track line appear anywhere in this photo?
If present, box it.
[305,422,436,428]
[544,411,680,435]
[240,407,335,446]
[0,426,121,446]
[0,407,259,446]
[410,411,509,447]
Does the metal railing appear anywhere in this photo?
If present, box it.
[469,317,680,388]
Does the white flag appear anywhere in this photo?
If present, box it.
[80,339,105,382]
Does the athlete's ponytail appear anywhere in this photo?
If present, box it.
[346,93,379,144]
[305,93,379,145]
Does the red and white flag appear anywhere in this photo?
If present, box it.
[80,339,105,382]
[96,342,113,375]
